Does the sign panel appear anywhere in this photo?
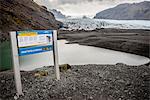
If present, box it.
[17,30,53,56]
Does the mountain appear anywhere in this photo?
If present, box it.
[94,1,150,20]
[0,0,62,33]
[50,9,66,19]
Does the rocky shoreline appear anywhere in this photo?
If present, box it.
[58,28,150,58]
[0,63,150,100]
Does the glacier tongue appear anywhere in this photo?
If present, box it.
[58,18,150,30]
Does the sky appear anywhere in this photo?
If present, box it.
[34,0,149,17]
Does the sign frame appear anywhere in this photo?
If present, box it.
[10,30,60,97]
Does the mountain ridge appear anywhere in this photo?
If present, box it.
[94,1,150,20]
[50,9,66,19]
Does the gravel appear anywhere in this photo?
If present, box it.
[0,64,150,100]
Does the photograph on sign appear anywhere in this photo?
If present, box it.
[17,30,53,56]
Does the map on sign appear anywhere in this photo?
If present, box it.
[17,30,53,56]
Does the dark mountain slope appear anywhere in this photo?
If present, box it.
[94,1,150,20]
[0,0,62,32]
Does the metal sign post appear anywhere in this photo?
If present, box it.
[10,32,23,97]
[53,30,60,80]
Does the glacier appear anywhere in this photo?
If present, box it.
[58,18,150,30]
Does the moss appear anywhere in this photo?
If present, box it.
[34,70,48,78]
[12,16,23,25]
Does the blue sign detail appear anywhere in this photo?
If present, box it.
[18,45,53,56]
[17,30,53,56]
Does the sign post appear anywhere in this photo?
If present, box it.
[10,32,23,97]
[10,30,60,97]
[53,30,60,80]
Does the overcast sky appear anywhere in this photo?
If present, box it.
[34,0,149,17]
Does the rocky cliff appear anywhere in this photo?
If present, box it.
[94,1,150,20]
[0,0,62,41]
[50,9,66,19]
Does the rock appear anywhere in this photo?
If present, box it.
[116,63,125,66]
[14,96,18,100]
[1,80,5,83]
[50,9,66,19]
[59,64,71,72]
[88,96,93,100]
[144,61,150,66]
[118,98,122,100]
[34,70,48,77]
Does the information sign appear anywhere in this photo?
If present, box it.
[17,30,53,56]
[10,30,60,98]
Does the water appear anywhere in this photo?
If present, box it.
[20,40,150,71]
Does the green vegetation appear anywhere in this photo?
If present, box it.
[0,41,12,71]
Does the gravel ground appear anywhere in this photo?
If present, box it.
[0,63,150,100]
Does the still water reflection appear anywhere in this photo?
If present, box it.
[20,40,150,71]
